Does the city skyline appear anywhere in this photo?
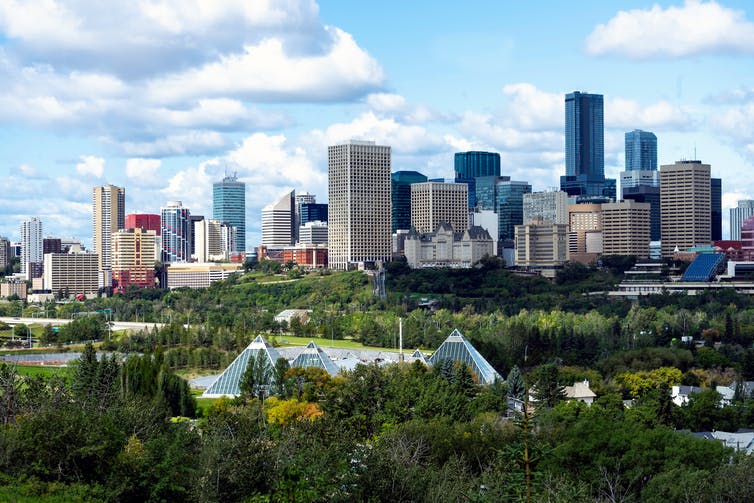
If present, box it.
[2,1,754,245]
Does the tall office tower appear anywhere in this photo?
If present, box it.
[160,201,192,263]
[125,214,161,234]
[92,184,125,270]
[189,215,204,256]
[111,228,156,289]
[497,180,532,241]
[568,204,602,255]
[293,192,316,241]
[20,217,43,279]
[560,92,610,199]
[625,130,658,171]
[730,200,754,240]
[213,174,246,252]
[410,181,469,233]
[454,151,501,209]
[328,140,392,270]
[523,190,568,225]
[300,203,328,225]
[194,219,224,263]
[0,236,10,271]
[261,190,295,248]
[601,200,651,258]
[43,238,62,255]
[474,175,510,211]
[660,160,711,257]
[711,178,722,241]
[391,171,428,232]
[622,186,661,241]
[220,223,237,257]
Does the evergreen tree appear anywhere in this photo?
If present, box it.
[240,352,273,401]
[507,365,526,401]
[531,363,565,409]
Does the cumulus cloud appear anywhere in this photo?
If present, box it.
[115,131,228,157]
[502,83,561,130]
[75,155,104,177]
[606,98,693,130]
[586,1,754,59]
[126,158,161,181]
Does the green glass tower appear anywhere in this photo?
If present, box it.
[213,174,246,252]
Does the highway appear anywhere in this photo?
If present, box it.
[0,316,166,332]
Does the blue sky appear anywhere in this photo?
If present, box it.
[2,0,754,246]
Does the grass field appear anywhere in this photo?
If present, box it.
[13,365,71,379]
[271,334,396,352]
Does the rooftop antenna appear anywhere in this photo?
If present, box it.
[694,143,697,161]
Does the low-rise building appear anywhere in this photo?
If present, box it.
[166,262,243,289]
[1,277,27,300]
[514,219,569,275]
[404,223,493,268]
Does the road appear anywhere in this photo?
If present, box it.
[0,317,167,332]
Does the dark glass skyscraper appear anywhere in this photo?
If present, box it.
[561,92,609,199]
[300,203,328,225]
[496,180,532,240]
[454,151,501,209]
[391,171,428,232]
[712,178,722,241]
[625,130,658,171]
[213,174,246,252]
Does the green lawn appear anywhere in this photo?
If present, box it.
[271,334,396,352]
[14,365,71,379]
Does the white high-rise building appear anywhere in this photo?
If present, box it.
[523,190,568,225]
[410,181,469,234]
[92,185,125,270]
[731,200,754,241]
[328,140,391,270]
[261,190,295,248]
[160,201,192,263]
[20,217,43,279]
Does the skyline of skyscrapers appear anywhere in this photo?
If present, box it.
[213,174,246,252]
[454,151,501,209]
[92,184,125,271]
[561,91,609,199]
[328,140,392,270]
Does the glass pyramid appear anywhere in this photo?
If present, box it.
[408,349,428,364]
[203,335,283,398]
[428,329,502,385]
[291,341,340,376]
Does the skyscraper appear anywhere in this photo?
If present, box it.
[625,130,658,171]
[391,171,428,232]
[160,201,192,263]
[711,178,722,241]
[111,228,157,289]
[20,217,42,279]
[454,151,501,209]
[213,174,245,252]
[328,140,391,270]
[561,92,610,199]
[523,190,568,225]
[92,184,125,270]
[601,200,651,258]
[660,160,711,257]
[496,180,532,241]
[410,181,469,233]
[261,190,295,248]
[730,200,754,240]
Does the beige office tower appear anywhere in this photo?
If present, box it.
[93,185,125,270]
[194,219,225,262]
[568,204,602,254]
[601,200,651,258]
[328,140,391,270]
[111,228,156,288]
[660,160,711,257]
[514,219,569,271]
[410,181,469,233]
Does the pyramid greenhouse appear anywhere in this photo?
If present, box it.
[203,335,282,398]
[291,342,340,376]
[428,329,502,384]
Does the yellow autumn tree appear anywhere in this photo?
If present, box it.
[265,397,323,426]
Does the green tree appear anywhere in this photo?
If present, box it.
[240,352,273,401]
[507,365,526,400]
[532,363,566,409]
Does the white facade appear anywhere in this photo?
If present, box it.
[20,217,43,280]
[261,190,295,248]
[731,200,754,241]
[404,223,493,268]
[620,170,659,190]
[523,190,568,225]
[328,141,391,270]
[298,221,328,245]
[166,262,243,289]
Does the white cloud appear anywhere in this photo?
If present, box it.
[606,98,692,130]
[75,155,104,177]
[502,83,561,130]
[586,1,754,59]
[148,27,384,103]
[115,131,227,157]
[126,158,161,180]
